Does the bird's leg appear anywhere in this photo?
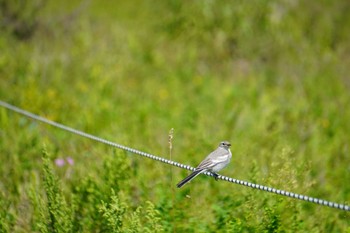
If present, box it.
[213,173,219,181]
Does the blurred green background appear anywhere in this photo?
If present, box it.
[0,0,350,232]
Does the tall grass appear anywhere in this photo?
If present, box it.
[0,0,349,232]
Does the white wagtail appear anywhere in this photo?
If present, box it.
[177,141,232,188]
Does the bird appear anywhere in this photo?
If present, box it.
[177,141,232,188]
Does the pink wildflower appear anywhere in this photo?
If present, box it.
[55,158,65,167]
[66,157,74,166]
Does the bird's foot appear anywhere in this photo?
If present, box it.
[213,173,219,181]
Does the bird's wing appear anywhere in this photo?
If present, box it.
[196,158,215,170]
[196,147,229,170]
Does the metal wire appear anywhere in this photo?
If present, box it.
[0,100,349,212]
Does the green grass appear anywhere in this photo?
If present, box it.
[1,0,350,232]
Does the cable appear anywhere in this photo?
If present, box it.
[0,100,349,212]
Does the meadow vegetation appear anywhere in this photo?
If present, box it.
[0,0,350,232]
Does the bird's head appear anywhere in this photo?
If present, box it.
[219,141,231,148]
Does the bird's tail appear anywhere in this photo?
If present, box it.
[177,169,204,188]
